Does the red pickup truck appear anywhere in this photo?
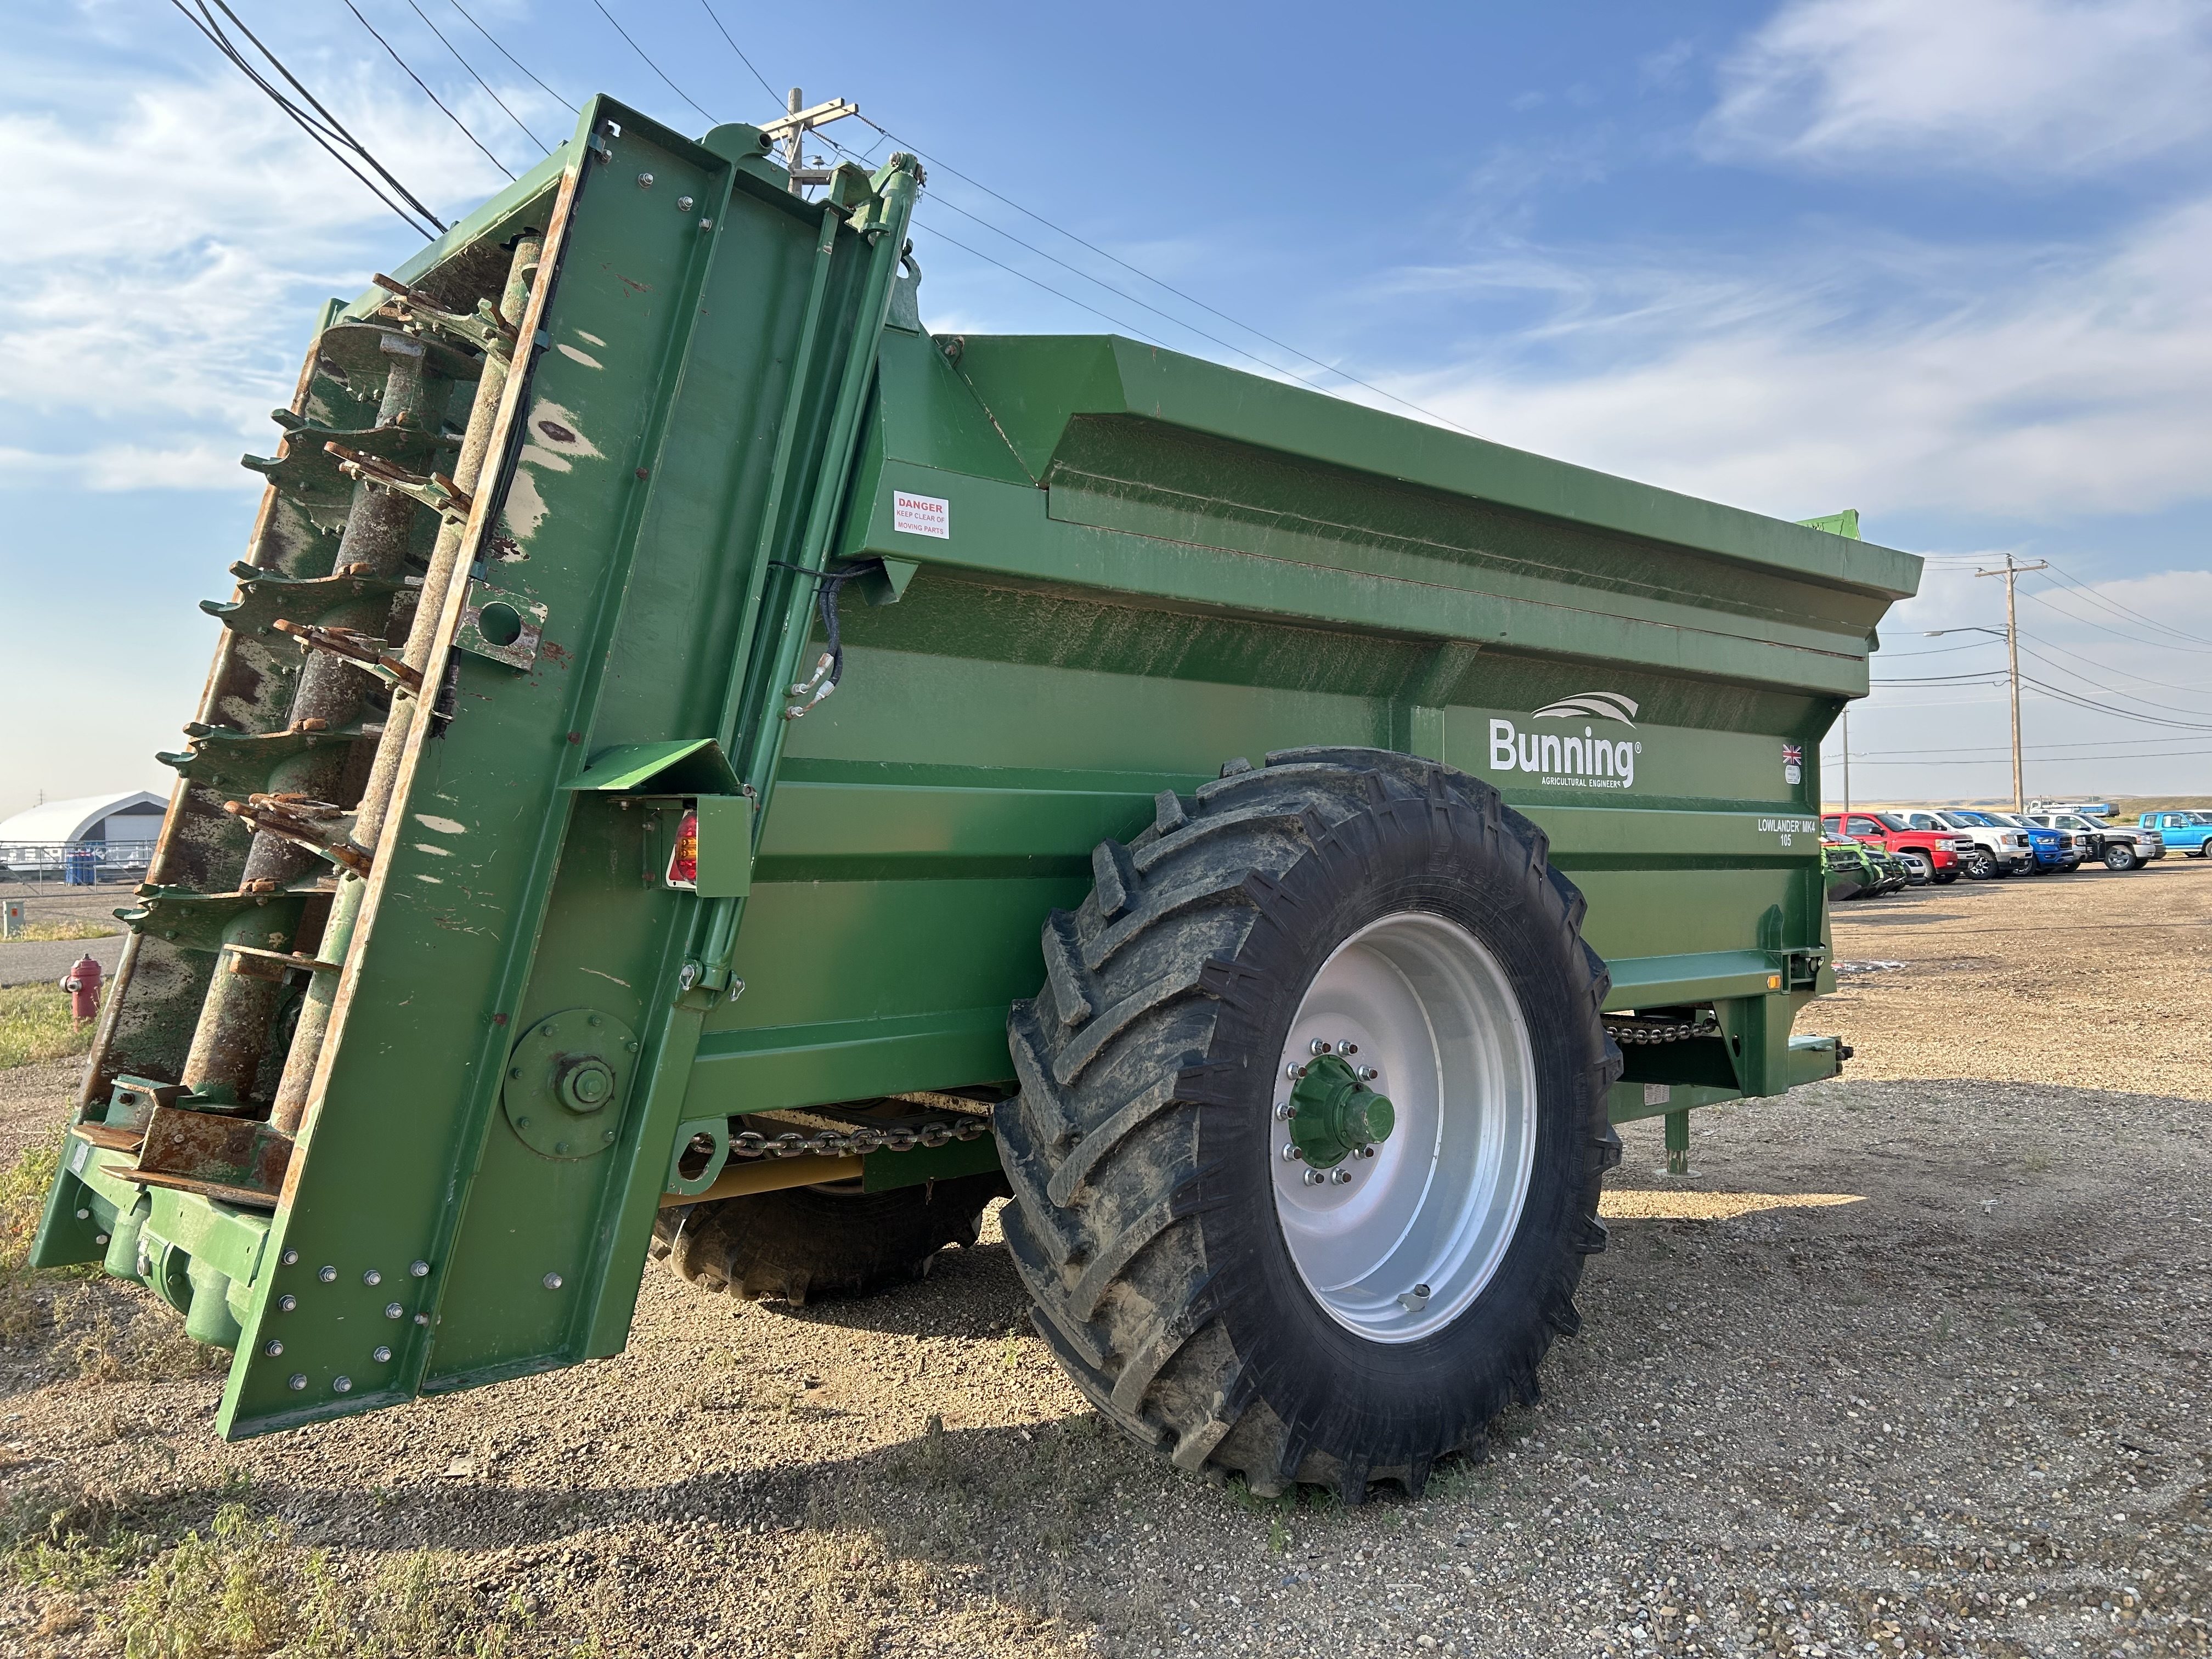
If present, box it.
[1820,811,1967,885]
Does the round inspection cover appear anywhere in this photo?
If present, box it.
[501,1007,639,1161]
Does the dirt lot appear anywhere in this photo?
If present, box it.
[2,860,2207,1657]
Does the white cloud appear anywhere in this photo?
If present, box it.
[0,443,259,493]
[1705,0,2212,176]
[1384,196,2212,522]
[0,49,526,486]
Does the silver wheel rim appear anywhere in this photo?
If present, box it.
[1270,912,1538,1344]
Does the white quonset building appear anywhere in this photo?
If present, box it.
[0,791,167,877]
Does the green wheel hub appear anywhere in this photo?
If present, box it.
[1288,1052,1395,1169]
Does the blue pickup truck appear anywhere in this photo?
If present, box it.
[2140,810,2212,856]
[1983,811,2083,873]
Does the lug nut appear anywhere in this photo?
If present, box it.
[1310,1039,1331,1056]
[1302,1169,1327,1187]
[1280,1143,1302,1162]
[1273,1101,1295,1121]
[333,1375,353,1393]
[277,1295,297,1313]
[281,1249,299,1266]
[1330,1168,1353,1184]
[1358,1066,1379,1082]
[1336,1041,1358,1056]
[317,1265,337,1283]
[371,1346,392,1364]
[287,1373,308,1391]
[1284,1062,1305,1080]
[385,1303,404,1319]
[263,1339,283,1357]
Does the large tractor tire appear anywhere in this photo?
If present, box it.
[994,749,1622,1502]
[652,1171,1007,1306]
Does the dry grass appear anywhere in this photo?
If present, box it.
[10,1500,537,1658]
[1,1138,65,1344]
[2,918,123,943]
[0,983,100,1071]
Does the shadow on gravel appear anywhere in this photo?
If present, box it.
[742,1233,1037,1340]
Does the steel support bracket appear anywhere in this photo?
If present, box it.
[454,581,548,670]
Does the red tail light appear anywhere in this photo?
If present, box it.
[665,810,699,890]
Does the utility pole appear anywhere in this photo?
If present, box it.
[759,89,861,196]
[1975,553,2049,813]
[1841,707,1850,818]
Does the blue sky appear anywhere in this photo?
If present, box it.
[4,0,2209,822]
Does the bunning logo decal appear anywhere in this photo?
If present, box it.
[1782,742,1803,786]
[1488,697,1644,791]
[1531,691,1639,726]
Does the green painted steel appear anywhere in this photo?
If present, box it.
[33,95,1918,1438]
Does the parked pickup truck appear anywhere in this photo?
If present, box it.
[1820,811,1966,884]
[2140,810,2212,856]
[2026,811,2159,871]
[1983,811,2084,874]
[1896,809,2033,879]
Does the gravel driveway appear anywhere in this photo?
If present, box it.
[2,862,2206,1656]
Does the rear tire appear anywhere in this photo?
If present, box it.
[993,749,1622,1502]
[651,1171,1007,1305]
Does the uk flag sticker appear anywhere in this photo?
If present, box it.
[1782,743,1803,786]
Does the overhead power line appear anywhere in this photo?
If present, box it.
[340,0,514,179]
[590,0,718,127]
[1825,748,2212,767]
[1873,639,2002,658]
[696,0,781,112]
[1847,732,2209,758]
[2017,672,2212,732]
[2018,585,2212,656]
[2043,558,2212,650]
[2015,633,2212,703]
[915,219,1171,347]
[848,115,1486,440]
[1869,671,2009,685]
[168,0,443,237]
[404,0,549,153]
[446,0,577,114]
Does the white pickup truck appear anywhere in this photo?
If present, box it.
[1898,809,2033,879]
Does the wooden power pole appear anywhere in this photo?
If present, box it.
[1975,552,2049,813]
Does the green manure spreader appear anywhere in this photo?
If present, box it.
[36,101,1917,1499]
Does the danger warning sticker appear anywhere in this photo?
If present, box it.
[892,490,950,539]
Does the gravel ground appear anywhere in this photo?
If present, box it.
[2,860,2207,1656]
